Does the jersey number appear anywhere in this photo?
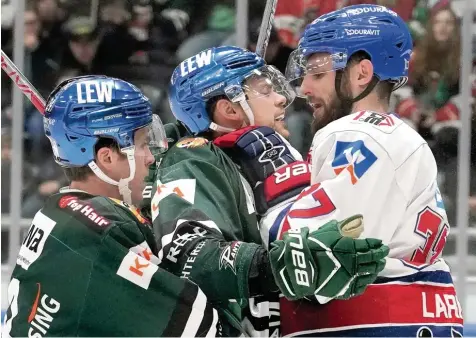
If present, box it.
[288,183,336,219]
[410,207,449,265]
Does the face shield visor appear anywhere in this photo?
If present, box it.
[224,65,296,108]
[132,114,168,163]
[285,48,348,98]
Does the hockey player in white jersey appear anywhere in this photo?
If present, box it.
[252,4,463,337]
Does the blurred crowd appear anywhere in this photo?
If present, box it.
[1,0,475,225]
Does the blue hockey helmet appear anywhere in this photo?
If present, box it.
[285,4,413,97]
[169,46,296,135]
[43,75,168,203]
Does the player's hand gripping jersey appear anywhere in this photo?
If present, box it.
[4,189,220,337]
[263,111,463,337]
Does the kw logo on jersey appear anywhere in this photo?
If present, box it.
[331,140,377,184]
[28,283,61,338]
[117,242,159,290]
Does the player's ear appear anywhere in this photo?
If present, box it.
[356,59,374,86]
[96,146,117,173]
[213,98,243,126]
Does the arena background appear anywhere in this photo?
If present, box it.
[1,0,476,334]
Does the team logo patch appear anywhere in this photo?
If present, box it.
[219,241,242,274]
[176,137,208,149]
[331,140,377,184]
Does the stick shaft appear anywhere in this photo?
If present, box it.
[1,50,46,114]
[255,0,278,57]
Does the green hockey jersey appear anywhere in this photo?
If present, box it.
[3,188,220,337]
[142,136,280,337]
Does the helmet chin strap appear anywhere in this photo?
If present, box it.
[209,99,256,133]
[88,147,136,205]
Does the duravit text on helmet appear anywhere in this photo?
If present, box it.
[346,6,397,16]
[344,29,380,36]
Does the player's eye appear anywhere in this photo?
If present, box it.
[313,73,325,80]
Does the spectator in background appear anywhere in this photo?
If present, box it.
[1,128,37,216]
[126,0,180,65]
[176,0,236,61]
[21,70,75,217]
[221,19,293,73]
[396,3,461,153]
[59,17,103,74]
[273,0,416,49]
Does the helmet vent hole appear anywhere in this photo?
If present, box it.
[324,16,338,22]
[395,42,404,50]
[225,58,258,69]
[125,104,150,116]
[375,18,393,24]
[81,148,86,153]
[72,105,99,112]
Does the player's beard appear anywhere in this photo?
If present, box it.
[310,77,354,135]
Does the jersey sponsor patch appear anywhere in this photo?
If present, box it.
[17,212,56,270]
[176,137,208,149]
[27,283,61,338]
[351,111,401,133]
[117,251,159,290]
[331,140,377,184]
[280,275,462,336]
[58,195,110,227]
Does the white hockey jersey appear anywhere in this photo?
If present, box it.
[262,111,463,337]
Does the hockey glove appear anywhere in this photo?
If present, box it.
[268,215,389,300]
[214,126,309,215]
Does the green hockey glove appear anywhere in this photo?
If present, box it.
[268,215,389,300]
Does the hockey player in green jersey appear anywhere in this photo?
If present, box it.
[3,76,222,337]
[143,46,390,336]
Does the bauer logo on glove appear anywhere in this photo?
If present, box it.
[269,215,389,300]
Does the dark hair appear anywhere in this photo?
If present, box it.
[63,138,122,182]
[206,94,228,116]
[347,51,394,103]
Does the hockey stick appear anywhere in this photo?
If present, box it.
[255,0,278,57]
[1,50,46,115]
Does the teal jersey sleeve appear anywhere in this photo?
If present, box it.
[145,137,265,303]
[4,190,220,337]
